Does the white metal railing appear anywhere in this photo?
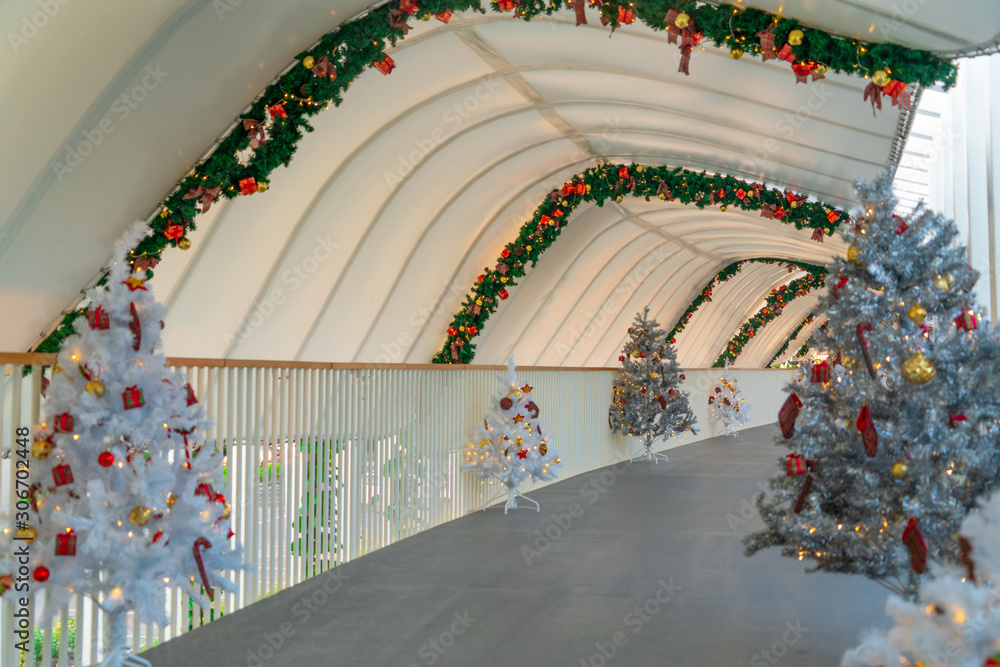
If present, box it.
[0,356,793,665]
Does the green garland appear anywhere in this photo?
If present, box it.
[794,321,828,360]
[665,259,825,344]
[33,0,951,356]
[766,311,815,368]
[713,272,826,367]
[434,162,845,363]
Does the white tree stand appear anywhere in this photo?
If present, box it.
[630,436,669,464]
[478,476,540,514]
[98,610,152,667]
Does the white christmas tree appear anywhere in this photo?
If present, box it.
[609,307,697,463]
[709,364,750,437]
[842,489,1000,667]
[462,358,561,513]
[14,223,244,666]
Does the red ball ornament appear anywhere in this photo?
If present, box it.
[33,566,49,582]
[500,397,513,411]
[98,451,115,467]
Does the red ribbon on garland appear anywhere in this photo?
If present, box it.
[389,9,411,34]
[757,22,776,61]
[243,120,268,150]
[193,537,215,600]
[311,55,337,79]
[572,0,586,25]
[863,81,883,117]
[183,186,221,214]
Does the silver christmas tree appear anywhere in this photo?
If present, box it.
[609,307,697,463]
[744,173,1000,599]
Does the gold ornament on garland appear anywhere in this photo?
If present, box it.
[787,29,804,45]
[86,379,105,397]
[674,11,690,28]
[129,506,151,526]
[256,181,269,193]
[178,238,192,251]
[908,303,927,324]
[872,69,890,86]
[847,246,863,267]
[730,48,744,59]
[302,55,315,69]
[891,461,908,480]
[902,351,935,384]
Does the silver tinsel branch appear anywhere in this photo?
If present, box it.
[743,172,1000,600]
[609,307,697,447]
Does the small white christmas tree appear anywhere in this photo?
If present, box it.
[609,307,697,463]
[709,365,750,437]
[842,489,1000,667]
[462,358,561,513]
[14,223,244,666]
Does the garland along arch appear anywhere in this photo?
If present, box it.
[434,163,842,364]
[33,0,954,355]
[766,311,815,368]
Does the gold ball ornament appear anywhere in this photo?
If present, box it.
[674,11,690,28]
[908,304,927,324]
[302,55,315,69]
[891,461,908,479]
[815,64,830,77]
[16,526,37,543]
[787,29,804,45]
[222,503,232,520]
[657,193,666,200]
[166,493,179,507]
[841,354,856,369]
[902,351,935,384]
[31,439,52,460]
[847,245,863,267]
[730,48,744,59]
[934,273,954,291]
[129,506,151,526]
[86,379,105,397]
[650,372,659,380]
[615,195,624,203]
[256,181,269,193]
[872,69,890,87]
[177,237,192,251]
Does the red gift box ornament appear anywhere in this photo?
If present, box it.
[826,209,841,223]
[123,385,145,410]
[793,475,813,514]
[857,405,878,457]
[433,10,452,22]
[52,463,73,487]
[833,275,849,300]
[955,312,977,331]
[498,289,509,300]
[778,393,803,439]
[268,103,287,119]
[374,54,395,75]
[949,414,968,428]
[129,302,142,352]
[54,413,74,433]
[791,62,813,84]
[399,0,419,14]
[55,530,77,556]
[238,177,258,195]
[785,454,808,476]
[497,0,518,10]
[856,322,877,378]
[88,306,110,330]
[617,5,634,25]
[902,518,927,574]
[810,360,830,383]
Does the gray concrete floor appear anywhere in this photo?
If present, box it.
[143,425,891,666]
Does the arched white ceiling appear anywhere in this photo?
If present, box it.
[3,1,992,365]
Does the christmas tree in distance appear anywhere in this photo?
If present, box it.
[9,222,245,666]
[709,363,750,437]
[462,358,561,513]
[609,307,697,463]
